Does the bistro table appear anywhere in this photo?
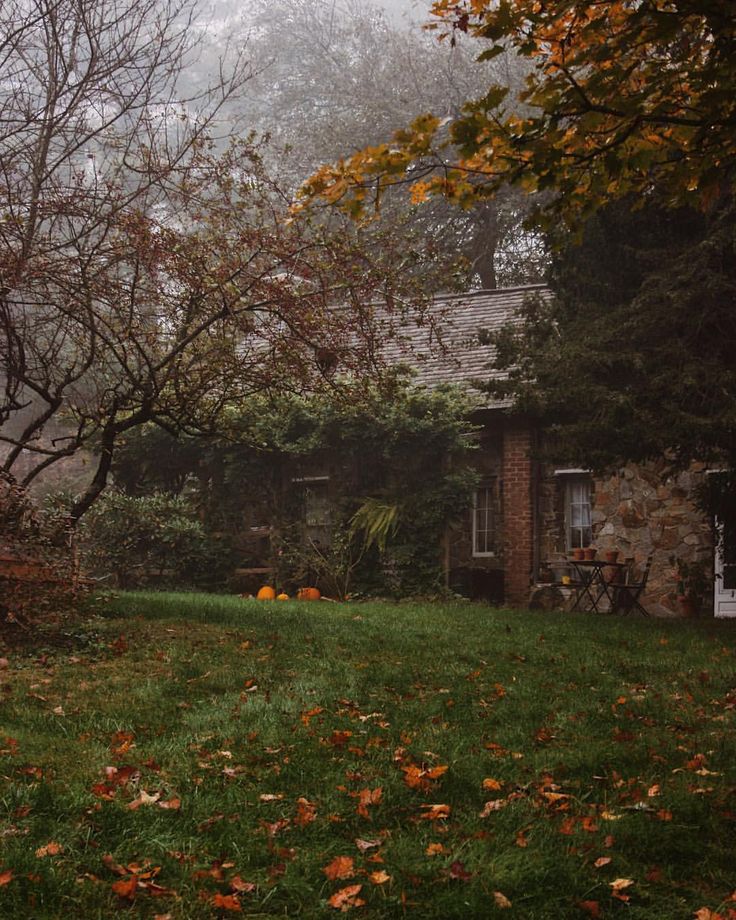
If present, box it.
[567,558,630,613]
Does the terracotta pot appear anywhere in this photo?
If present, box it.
[677,595,698,618]
[572,548,585,561]
[604,550,619,564]
[583,547,597,561]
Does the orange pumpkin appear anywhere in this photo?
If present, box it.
[256,585,276,600]
[276,592,289,601]
[297,586,321,601]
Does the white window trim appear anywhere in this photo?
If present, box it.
[472,484,496,558]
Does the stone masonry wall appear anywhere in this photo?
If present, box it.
[591,461,713,615]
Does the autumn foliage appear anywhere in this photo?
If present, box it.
[301,1,735,226]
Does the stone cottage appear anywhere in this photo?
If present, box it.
[380,285,731,617]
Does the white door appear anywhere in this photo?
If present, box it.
[714,520,736,617]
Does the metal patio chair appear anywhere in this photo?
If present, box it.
[611,554,653,616]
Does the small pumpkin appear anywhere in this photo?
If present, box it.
[276,592,289,601]
[256,585,276,601]
[297,586,321,601]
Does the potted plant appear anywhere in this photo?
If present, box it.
[671,557,709,617]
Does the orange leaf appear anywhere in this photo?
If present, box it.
[593,857,612,868]
[328,884,365,911]
[294,797,317,827]
[482,777,502,791]
[425,843,445,856]
[419,803,450,820]
[369,870,390,885]
[211,892,242,911]
[0,869,13,887]
[493,891,512,909]
[323,856,355,881]
[356,787,382,819]
[229,876,256,894]
[111,877,137,900]
[35,841,63,858]
[611,877,634,901]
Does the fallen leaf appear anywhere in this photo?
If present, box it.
[369,870,390,885]
[355,838,382,852]
[449,860,472,881]
[128,790,160,809]
[425,843,445,856]
[593,857,612,869]
[356,787,382,819]
[578,900,601,918]
[294,796,317,827]
[479,799,505,817]
[259,794,284,802]
[611,877,634,901]
[328,883,365,911]
[229,876,256,894]
[419,803,450,820]
[211,892,241,911]
[493,890,512,909]
[482,777,502,791]
[323,856,355,881]
[35,841,63,858]
[111,877,137,900]
[0,869,13,886]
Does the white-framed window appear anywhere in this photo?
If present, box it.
[564,476,592,550]
[473,480,498,557]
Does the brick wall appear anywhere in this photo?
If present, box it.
[502,423,535,606]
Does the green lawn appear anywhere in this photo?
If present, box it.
[1,594,734,918]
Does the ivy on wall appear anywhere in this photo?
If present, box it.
[94,378,480,596]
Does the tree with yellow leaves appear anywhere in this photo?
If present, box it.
[301,1,735,226]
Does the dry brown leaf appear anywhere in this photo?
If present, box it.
[211,892,242,911]
[482,777,502,791]
[35,841,63,858]
[419,803,450,820]
[328,884,365,911]
[355,838,382,852]
[369,870,391,885]
[111,877,137,900]
[493,890,512,909]
[323,856,355,881]
[593,856,612,869]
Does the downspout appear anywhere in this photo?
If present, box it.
[531,425,541,584]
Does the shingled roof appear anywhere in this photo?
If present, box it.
[381,284,549,406]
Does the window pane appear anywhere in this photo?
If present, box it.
[565,478,592,550]
[473,484,496,555]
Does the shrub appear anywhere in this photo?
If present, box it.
[81,491,229,590]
